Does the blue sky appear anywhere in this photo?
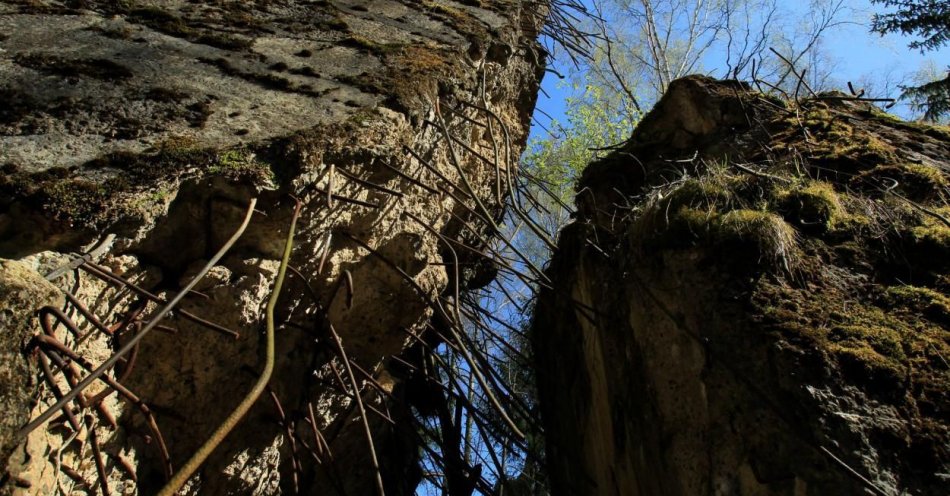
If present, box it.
[529,0,950,143]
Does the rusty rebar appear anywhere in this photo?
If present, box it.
[159,197,293,496]
[267,388,301,495]
[307,401,332,463]
[79,263,240,339]
[84,414,110,496]
[335,166,405,197]
[18,198,258,441]
[379,159,440,195]
[35,350,82,434]
[328,324,386,496]
[43,234,116,282]
[311,186,380,209]
[38,341,173,479]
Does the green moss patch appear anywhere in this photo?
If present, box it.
[716,209,798,267]
[1,140,277,229]
[904,206,950,265]
[883,285,950,326]
[633,189,799,273]
[852,163,948,201]
[419,0,490,40]
[36,177,130,226]
[774,102,899,174]
[207,148,276,184]
[777,181,845,232]
[755,280,949,413]
[335,45,460,112]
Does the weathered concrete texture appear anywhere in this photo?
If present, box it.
[1,0,544,493]
[534,76,950,496]
[0,0,502,171]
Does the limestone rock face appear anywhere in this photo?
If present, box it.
[0,0,544,493]
[533,76,950,496]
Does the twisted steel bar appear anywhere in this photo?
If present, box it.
[17,199,258,441]
[158,198,298,496]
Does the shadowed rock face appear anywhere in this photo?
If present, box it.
[0,0,545,493]
[534,76,950,496]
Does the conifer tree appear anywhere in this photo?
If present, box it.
[871,0,950,121]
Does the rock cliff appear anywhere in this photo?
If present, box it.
[533,76,950,495]
[0,0,545,493]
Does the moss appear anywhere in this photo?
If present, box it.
[88,137,275,186]
[789,106,855,143]
[395,45,449,73]
[907,206,950,260]
[664,178,734,212]
[921,124,950,141]
[831,344,907,389]
[630,178,728,246]
[868,105,950,141]
[853,163,948,201]
[883,285,950,325]
[127,184,174,212]
[347,108,380,126]
[869,108,906,126]
[778,103,899,170]
[337,44,460,112]
[756,281,949,405]
[39,177,131,226]
[633,200,798,273]
[799,108,839,132]
[828,311,907,364]
[207,148,276,185]
[670,206,719,242]
[420,0,489,39]
[630,172,803,273]
[824,132,897,165]
[715,209,798,270]
[778,181,844,232]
